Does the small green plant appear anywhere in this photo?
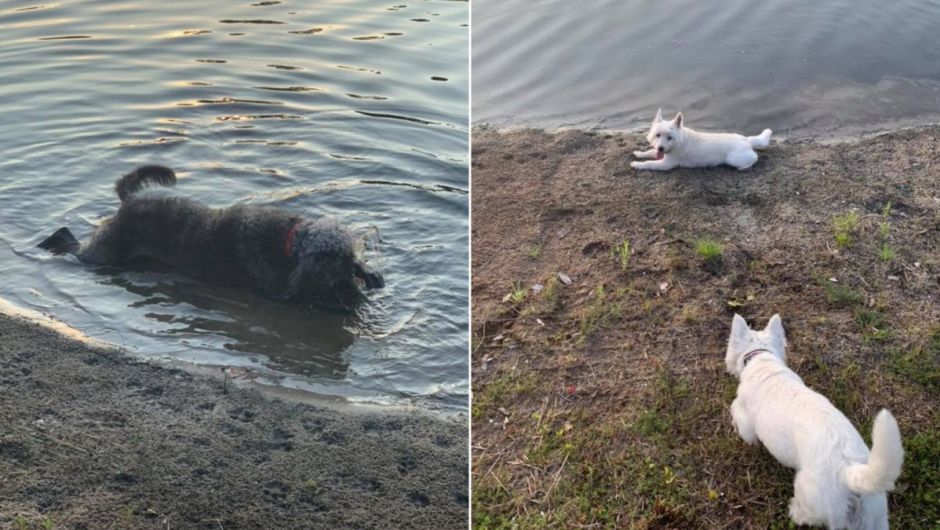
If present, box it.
[120,506,136,522]
[506,281,526,305]
[694,238,724,262]
[887,328,940,392]
[13,516,29,530]
[819,276,864,307]
[854,308,892,342]
[526,243,542,259]
[542,276,558,301]
[832,210,860,248]
[878,202,892,238]
[878,243,895,261]
[876,202,894,260]
[611,239,630,272]
[41,518,54,530]
[578,284,621,341]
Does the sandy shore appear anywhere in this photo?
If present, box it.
[471,126,939,528]
[0,312,467,529]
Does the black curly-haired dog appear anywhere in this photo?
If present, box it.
[38,165,384,310]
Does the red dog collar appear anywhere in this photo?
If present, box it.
[742,348,773,367]
[284,221,302,257]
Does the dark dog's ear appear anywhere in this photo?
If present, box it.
[38,227,80,255]
[354,261,384,290]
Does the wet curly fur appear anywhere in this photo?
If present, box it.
[38,165,383,310]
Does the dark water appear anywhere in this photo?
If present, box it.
[0,0,468,411]
[473,0,940,138]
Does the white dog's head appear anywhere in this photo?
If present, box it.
[725,314,787,377]
[645,109,685,159]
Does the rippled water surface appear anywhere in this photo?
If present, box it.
[473,0,940,137]
[0,0,468,411]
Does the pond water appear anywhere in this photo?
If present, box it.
[473,0,940,138]
[0,0,468,412]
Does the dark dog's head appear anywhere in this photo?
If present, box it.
[284,219,384,310]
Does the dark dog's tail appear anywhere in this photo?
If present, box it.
[115,165,176,202]
[38,227,80,256]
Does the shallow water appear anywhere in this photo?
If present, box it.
[473,0,940,138]
[0,0,468,411]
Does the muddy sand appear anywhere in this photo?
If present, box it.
[471,126,940,528]
[0,312,467,529]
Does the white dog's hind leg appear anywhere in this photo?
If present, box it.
[790,470,846,529]
[727,149,758,170]
[788,471,821,526]
[631,159,678,171]
[730,397,758,445]
[746,129,773,149]
[632,149,658,159]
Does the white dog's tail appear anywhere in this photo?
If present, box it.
[746,129,772,149]
[844,409,903,495]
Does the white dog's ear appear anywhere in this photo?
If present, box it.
[673,112,683,127]
[731,313,750,340]
[654,108,663,123]
[765,314,784,337]
[765,314,786,351]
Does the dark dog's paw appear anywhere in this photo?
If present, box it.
[38,227,80,255]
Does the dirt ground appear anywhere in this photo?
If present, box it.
[470,126,940,529]
[0,312,468,530]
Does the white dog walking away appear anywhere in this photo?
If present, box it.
[632,109,772,170]
[725,314,903,530]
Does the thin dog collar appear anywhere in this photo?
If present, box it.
[283,221,302,257]
[742,348,773,367]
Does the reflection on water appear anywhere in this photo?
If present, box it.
[100,269,355,378]
[0,0,468,411]
[473,0,940,137]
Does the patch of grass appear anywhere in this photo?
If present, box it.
[628,369,694,440]
[813,361,863,414]
[521,404,702,528]
[879,244,895,261]
[9,516,56,530]
[832,210,860,248]
[472,473,517,530]
[820,278,865,308]
[538,276,560,313]
[611,239,631,272]
[524,418,575,467]
[694,238,724,262]
[119,506,136,524]
[678,302,701,325]
[542,276,558,300]
[876,202,895,260]
[526,243,542,259]
[474,373,537,419]
[887,328,940,392]
[577,284,621,342]
[893,424,940,528]
[879,201,893,238]
[854,308,893,343]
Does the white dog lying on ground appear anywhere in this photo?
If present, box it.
[631,109,772,170]
[725,314,903,530]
